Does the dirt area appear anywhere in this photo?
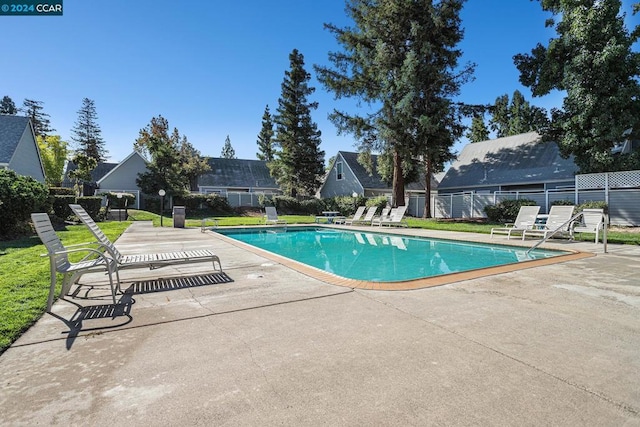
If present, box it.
[610,226,640,233]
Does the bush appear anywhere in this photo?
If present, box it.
[49,187,74,196]
[52,195,76,220]
[203,194,233,214]
[484,198,537,223]
[550,199,574,206]
[101,191,136,209]
[576,200,608,214]
[0,169,49,236]
[300,198,327,215]
[366,196,389,211]
[272,196,302,214]
[77,196,103,219]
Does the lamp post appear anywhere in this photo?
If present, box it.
[352,191,358,213]
[117,193,123,222]
[158,189,166,227]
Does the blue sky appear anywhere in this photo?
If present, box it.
[1,0,637,163]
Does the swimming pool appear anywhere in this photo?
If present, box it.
[215,226,573,283]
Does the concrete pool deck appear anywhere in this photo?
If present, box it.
[1,222,639,425]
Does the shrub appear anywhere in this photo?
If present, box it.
[550,199,574,206]
[203,194,233,214]
[101,191,136,209]
[52,195,76,220]
[576,200,608,214]
[366,196,389,211]
[484,198,537,223]
[0,169,49,236]
[300,198,327,215]
[77,196,103,219]
[49,187,74,196]
[272,196,302,214]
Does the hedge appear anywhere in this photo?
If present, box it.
[0,169,49,236]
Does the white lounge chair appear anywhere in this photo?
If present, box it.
[351,206,378,225]
[522,205,575,240]
[490,205,540,239]
[379,205,408,227]
[264,206,287,225]
[69,204,222,272]
[573,208,605,243]
[371,207,391,226]
[31,213,121,311]
[342,206,366,225]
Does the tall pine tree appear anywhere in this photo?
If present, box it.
[316,0,473,213]
[0,96,17,115]
[71,98,108,163]
[221,135,236,159]
[489,90,548,138]
[256,105,275,161]
[514,0,640,172]
[272,49,324,197]
[22,99,55,138]
[467,114,490,142]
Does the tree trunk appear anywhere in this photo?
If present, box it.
[423,157,432,218]
[392,149,405,207]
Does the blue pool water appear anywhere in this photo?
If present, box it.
[217,227,569,282]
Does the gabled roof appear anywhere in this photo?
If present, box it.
[439,132,578,190]
[0,115,31,163]
[198,157,278,189]
[96,151,147,185]
[63,160,118,186]
[337,151,433,191]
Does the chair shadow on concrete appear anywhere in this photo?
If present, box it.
[121,272,234,295]
[48,292,135,350]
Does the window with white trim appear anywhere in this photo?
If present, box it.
[336,161,343,180]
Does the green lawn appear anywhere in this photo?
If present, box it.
[0,212,637,354]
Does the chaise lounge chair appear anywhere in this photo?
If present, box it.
[572,208,605,243]
[69,204,222,272]
[351,206,378,225]
[522,205,575,240]
[490,205,540,239]
[264,206,287,225]
[31,213,121,311]
[341,206,366,225]
[379,205,408,227]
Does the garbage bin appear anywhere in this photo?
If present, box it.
[172,206,186,228]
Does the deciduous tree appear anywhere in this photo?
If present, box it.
[37,135,68,186]
[514,0,640,172]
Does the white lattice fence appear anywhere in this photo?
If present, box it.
[577,170,640,189]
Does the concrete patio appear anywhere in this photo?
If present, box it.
[0,222,639,426]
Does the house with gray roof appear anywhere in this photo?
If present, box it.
[438,132,578,194]
[318,151,435,200]
[0,115,45,182]
[198,157,281,195]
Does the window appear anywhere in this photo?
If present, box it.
[336,161,343,180]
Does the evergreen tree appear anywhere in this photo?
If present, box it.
[135,116,186,196]
[272,49,325,197]
[489,90,548,138]
[71,98,108,163]
[514,0,640,172]
[37,135,68,186]
[0,96,17,115]
[221,135,236,159]
[316,0,473,214]
[256,105,275,161]
[179,136,210,191]
[467,114,490,142]
[22,99,55,138]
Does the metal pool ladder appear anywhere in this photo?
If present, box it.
[526,211,608,255]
